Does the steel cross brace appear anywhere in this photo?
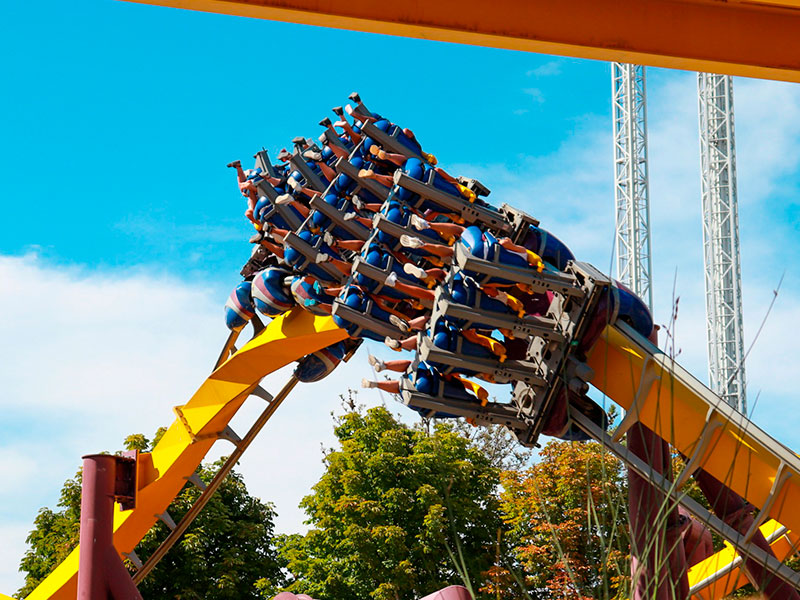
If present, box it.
[132,376,299,584]
[571,410,800,593]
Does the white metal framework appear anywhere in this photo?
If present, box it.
[698,73,747,413]
[613,63,653,310]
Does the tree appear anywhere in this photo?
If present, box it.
[278,406,506,600]
[17,431,283,599]
[493,440,629,600]
[17,473,82,597]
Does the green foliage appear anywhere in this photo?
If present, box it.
[279,406,504,600]
[124,433,150,452]
[17,432,282,599]
[17,473,82,597]
[134,458,283,599]
[494,440,629,600]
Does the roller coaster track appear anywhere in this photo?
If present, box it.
[23,305,799,599]
[586,322,800,595]
[26,309,347,599]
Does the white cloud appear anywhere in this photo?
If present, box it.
[0,524,32,593]
[527,61,563,77]
[522,88,546,104]
[735,77,800,203]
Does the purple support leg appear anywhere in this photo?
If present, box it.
[628,423,690,600]
[628,329,689,600]
[679,506,714,567]
[77,454,143,600]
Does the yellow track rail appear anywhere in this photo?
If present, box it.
[586,325,800,538]
[688,520,800,599]
[587,324,799,596]
[26,308,347,599]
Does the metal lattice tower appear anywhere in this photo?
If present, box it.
[613,63,653,310]
[698,73,747,413]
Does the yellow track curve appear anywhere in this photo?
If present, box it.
[688,520,799,599]
[27,309,347,599]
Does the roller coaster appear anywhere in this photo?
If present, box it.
[12,92,799,600]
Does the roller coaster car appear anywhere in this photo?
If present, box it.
[318,118,353,152]
[499,203,542,244]
[430,275,564,342]
[330,292,409,341]
[254,149,281,179]
[351,255,434,309]
[346,91,374,120]
[512,262,610,444]
[345,94,431,160]
[453,241,584,296]
[392,169,512,233]
[359,119,425,162]
[456,176,492,199]
[372,210,442,251]
[286,145,329,193]
[334,155,393,199]
[294,338,362,383]
[408,259,606,445]
[308,192,370,241]
[512,379,607,444]
[398,374,532,431]
[416,333,546,386]
[240,245,278,278]
[254,186,306,233]
[283,231,349,284]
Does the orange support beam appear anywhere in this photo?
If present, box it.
[125,0,800,82]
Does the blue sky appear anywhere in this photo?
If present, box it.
[0,0,611,280]
[2,0,800,593]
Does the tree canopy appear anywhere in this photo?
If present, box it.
[17,430,283,599]
[278,406,506,600]
[18,404,682,600]
[494,440,629,600]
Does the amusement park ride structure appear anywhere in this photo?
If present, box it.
[612,61,653,311]
[8,2,800,599]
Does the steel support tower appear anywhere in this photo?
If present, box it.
[698,73,747,413]
[613,63,653,310]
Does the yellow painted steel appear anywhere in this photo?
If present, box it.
[123,0,800,83]
[586,325,800,566]
[688,520,800,600]
[26,308,348,599]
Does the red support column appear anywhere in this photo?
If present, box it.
[628,423,690,600]
[77,454,143,600]
[628,330,689,600]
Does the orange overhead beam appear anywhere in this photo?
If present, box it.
[125,0,800,82]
